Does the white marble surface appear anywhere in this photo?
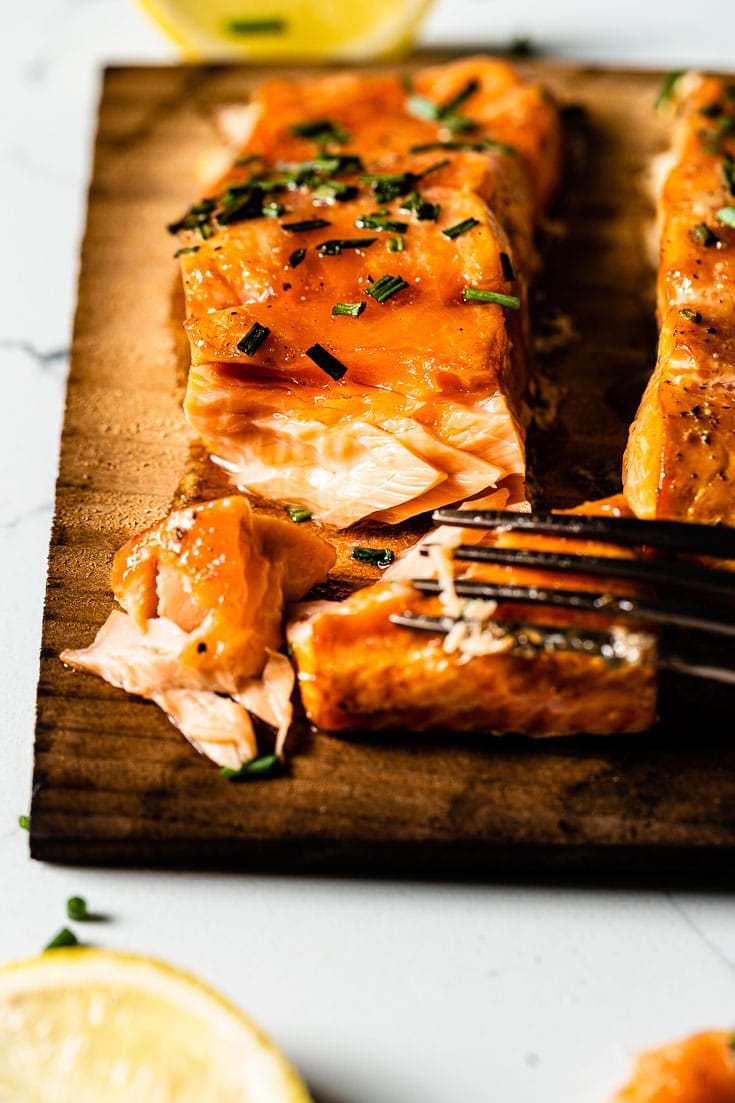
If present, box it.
[2,2,734,1100]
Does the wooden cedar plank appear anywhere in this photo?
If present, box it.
[31,57,735,876]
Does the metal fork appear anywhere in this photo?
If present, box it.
[389,509,735,684]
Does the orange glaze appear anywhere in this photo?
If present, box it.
[610,1030,735,1103]
[175,57,561,527]
[288,496,659,736]
[624,74,735,523]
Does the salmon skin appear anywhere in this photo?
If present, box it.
[624,73,735,523]
[288,495,658,736]
[174,57,561,527]
[609,1030,735,1103]
[61,497,335,769]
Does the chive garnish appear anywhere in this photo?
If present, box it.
[287,506,312,523]
[463,287,521,309]
[281,218,332,232]
[442,217,480,239]
[306,343,348,380]
[500,251,515,281]
[388,235,405,252]
[289,247,306,268]
[366,275,410,303]
[226,18,287,34]
[655,71,684,110]
[289,119,349,145]
[67,896,89,922]
[167,198,216,236]
[18,814,29,831]
[716,206,735,228]
[400,192,440,221]
[44,927,79,952]
[352,546,395,567]
[220,754,283,780]
[174,245,200,257]
[406,79,479,128]
[237,322,270,356]
[311,182,358,202]
[332,301,366,317]
[406,93,441,122]
[262,201,285,218]
[355,214,409,232]
[418,158,451,179]
[691,222,719,246]
[679,308,703,323]
[360,172,417,203]
[234,154,263,168]
[440,78,481,117]
[409,139,516,155]
[299,153,364,177]
[217,189,266,224]
[317,238,377,255]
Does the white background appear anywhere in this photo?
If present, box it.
[2,2,734,1100]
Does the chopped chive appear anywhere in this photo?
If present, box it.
[234,154,264,168]
[298,153,364,177]
[226,18,287,34]
[44,927,79,952]
[463,287,521,309]
[417,158,450,178]
[409,139,516,155]
[317,238,377,255]
[174,245,200,257]
[442,217,480,239]
[400,192,440,221]
[366,274,410,303]
[406,93,441,122]
[679,308,703,323]
[286,506,312,523]
[67,896,89,922]
[655,71,684,111]
[221,754,283,780]
[217,189,266,224]
[355,213,409,232]
[311,181,358,202]
[305,343,348,380]
[289,247,306,268]
[167,198,216,236]
[237,322,270,356]
[281,218,332,232]
[406,79,479,125]
[387,235,405,252]
[262,201,285,218]
[289,118,349,145]
[691,222,719,246]
[500,251,515,281]
[716,206,735,228]
[352,546,395,568]
[440,78,480,117]
[332,301,366,317]
[441,115,477,135]
[360,172,416,203]
[18,814,29,831]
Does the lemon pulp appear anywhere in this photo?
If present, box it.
[136,0,433,60]
[0,948,312,1102]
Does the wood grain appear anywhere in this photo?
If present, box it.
[31,57,735,878]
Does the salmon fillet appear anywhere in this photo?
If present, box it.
[61,497,335,768]
[175,57,561,527]
[623,74,735,522]
[288,495,658,736]
[609,1030,735,1103]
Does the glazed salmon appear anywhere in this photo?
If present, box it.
[624,74,735,523]
[174,57,561,527]
[288,495,658,736]
[609,1030,735,1102]
[61,497,335,768]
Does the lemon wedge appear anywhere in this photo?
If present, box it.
[136,0,432,61]
[0,948,312,1102]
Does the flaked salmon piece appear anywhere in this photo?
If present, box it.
[61,496,335,767]
[287,496,658,736]
[609,1030,735,1103]
[624,74,735,523]
[174,57,560,526]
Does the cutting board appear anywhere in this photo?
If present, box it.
[31,56,735,878]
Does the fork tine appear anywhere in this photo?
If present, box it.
[432,509,735,559]
[419,544,735,599]
[409,578,735,638]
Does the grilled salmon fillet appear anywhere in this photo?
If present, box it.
[288,495,658,736]
[624,74,735,522]
[175,57,561,527]
[61,497,335,768]
[609,1030,735,1103]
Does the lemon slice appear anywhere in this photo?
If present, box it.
[136,0,432,61]
[0,948,312,1102]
